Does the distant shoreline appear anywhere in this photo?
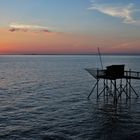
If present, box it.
[0,53,140,56]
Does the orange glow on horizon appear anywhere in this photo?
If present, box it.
[0,28,140,54]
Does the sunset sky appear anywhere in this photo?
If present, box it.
[0,0,140,54]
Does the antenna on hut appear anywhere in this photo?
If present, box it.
[97,47,103,70]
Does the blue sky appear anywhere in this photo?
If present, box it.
[0,0,140,54]
[0,0,140,33]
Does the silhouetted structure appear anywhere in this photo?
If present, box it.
[86,65,140,103]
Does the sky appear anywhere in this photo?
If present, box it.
[0,0,140,54]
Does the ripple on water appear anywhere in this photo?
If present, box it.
[0,55,140,140]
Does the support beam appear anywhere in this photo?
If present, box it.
[87,79,100,99]
[128,81,139,97]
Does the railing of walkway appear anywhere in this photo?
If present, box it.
[124,71,140,78]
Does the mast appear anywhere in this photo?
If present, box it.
[98,47,103,70]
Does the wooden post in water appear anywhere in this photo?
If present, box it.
[97,69,99,98]
[114,80,117,103]
[120,79,122,99]
[104,79,105,98]
[129,69,131,98]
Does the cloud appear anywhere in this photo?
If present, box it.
[89,1,140,25]
[9,23,51,33]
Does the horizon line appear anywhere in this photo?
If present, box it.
[0,53,140,55]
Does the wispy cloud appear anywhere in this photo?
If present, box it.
[89,1,140,25]
[9,23,51,33]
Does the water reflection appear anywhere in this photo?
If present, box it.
[90,98,140,140]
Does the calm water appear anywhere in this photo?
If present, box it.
[0,55,140,140]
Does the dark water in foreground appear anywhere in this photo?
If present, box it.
[0,55,140,140]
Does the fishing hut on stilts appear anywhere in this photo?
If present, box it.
[86,49,140,103]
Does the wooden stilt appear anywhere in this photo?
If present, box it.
[104,79,105,98]
[97,78,99,98]
[129,69,131,98]
[114,80,117,103]
[97,69,99,98]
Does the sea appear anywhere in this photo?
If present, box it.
[0,55,140,140]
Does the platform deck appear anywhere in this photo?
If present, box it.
[85,68,140,80]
